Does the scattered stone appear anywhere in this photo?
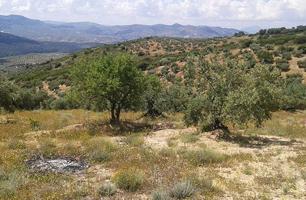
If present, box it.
[27,157,88,173]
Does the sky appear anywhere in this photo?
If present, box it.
[0,0,306,29]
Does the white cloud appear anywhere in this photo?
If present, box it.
[0,0,305,28]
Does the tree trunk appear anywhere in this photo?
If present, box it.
[110,103,121,125]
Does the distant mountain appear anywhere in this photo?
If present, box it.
[0,15,240,43]
[0,32,100,58]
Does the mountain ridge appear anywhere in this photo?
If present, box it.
[0,15,241,43]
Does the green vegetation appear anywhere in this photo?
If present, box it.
[184,61,281,131]
[71,53,145,124]
[0,26,306,199]
[113,167,145,192]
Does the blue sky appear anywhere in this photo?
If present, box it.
[0,0,305,28]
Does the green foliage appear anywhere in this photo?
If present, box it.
[184,61,282,131]
[29,118,41,131]
[113,167,144,192]
[281,74,306,110]
[275,59,290,72]
[257,50,274,64]
[169,181,195,199]
[0,76,19,112]
[71,53,145,123]
[164,83,189,112]
[142,75,165,117]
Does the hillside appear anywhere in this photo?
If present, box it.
[0,15,240,43]
[0,32,101,58]
[9,26,306,93]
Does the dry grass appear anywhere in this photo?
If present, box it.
[0,110,305,199]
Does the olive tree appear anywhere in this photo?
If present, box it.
[184,60,282,132]
[71,53,145,124]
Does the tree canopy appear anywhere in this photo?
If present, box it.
[184,59,282,132]
[71,53,145,124]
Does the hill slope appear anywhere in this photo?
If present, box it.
[9,26,306,92]
[0,15,240,43]
[0,32,100,58]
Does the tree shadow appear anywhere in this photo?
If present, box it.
[86,120,176,136]
[219,131,300,149]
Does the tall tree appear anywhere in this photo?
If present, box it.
[72,53,145,124]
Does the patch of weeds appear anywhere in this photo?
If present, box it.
[58,142,83,157]
[243,165,253,175]
[85,137,117,163]
[169,181,195,199]
[85,121,101,135]
[113,167,145,192]
[167,137,178,147]
[29,118,41,131]
[180,133,200,144]
[123,134,144,147]
[99,182,117,197]
[159,148,177,158]
[152,189,170,200]
[7,138,26,150]
[181,148,227,166]
[39,139,57,157]
[0,169,27,199]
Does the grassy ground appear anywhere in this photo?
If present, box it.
[0,110,305,199]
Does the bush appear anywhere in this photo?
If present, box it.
[257,50,274,64]
[297,59,306,69]
[281,74,306,110]
[276,62,290,72]
[98,182,117,197]
[113,168,144,192]
[169,181,195,199]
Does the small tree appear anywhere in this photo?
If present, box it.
[0,77,19,112]
[143,75,165,117]
[72,53,145,124]
[184,60,282,132]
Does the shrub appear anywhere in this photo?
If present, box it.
[276,62,290,72]
[152,190,170,200]
[169,181,195,199]
[183,148,227,166]
[85,138,117,163]
[257,50,274,64]
[113,168,144,192]
[98,182,117,197]
[297,59,306,70]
